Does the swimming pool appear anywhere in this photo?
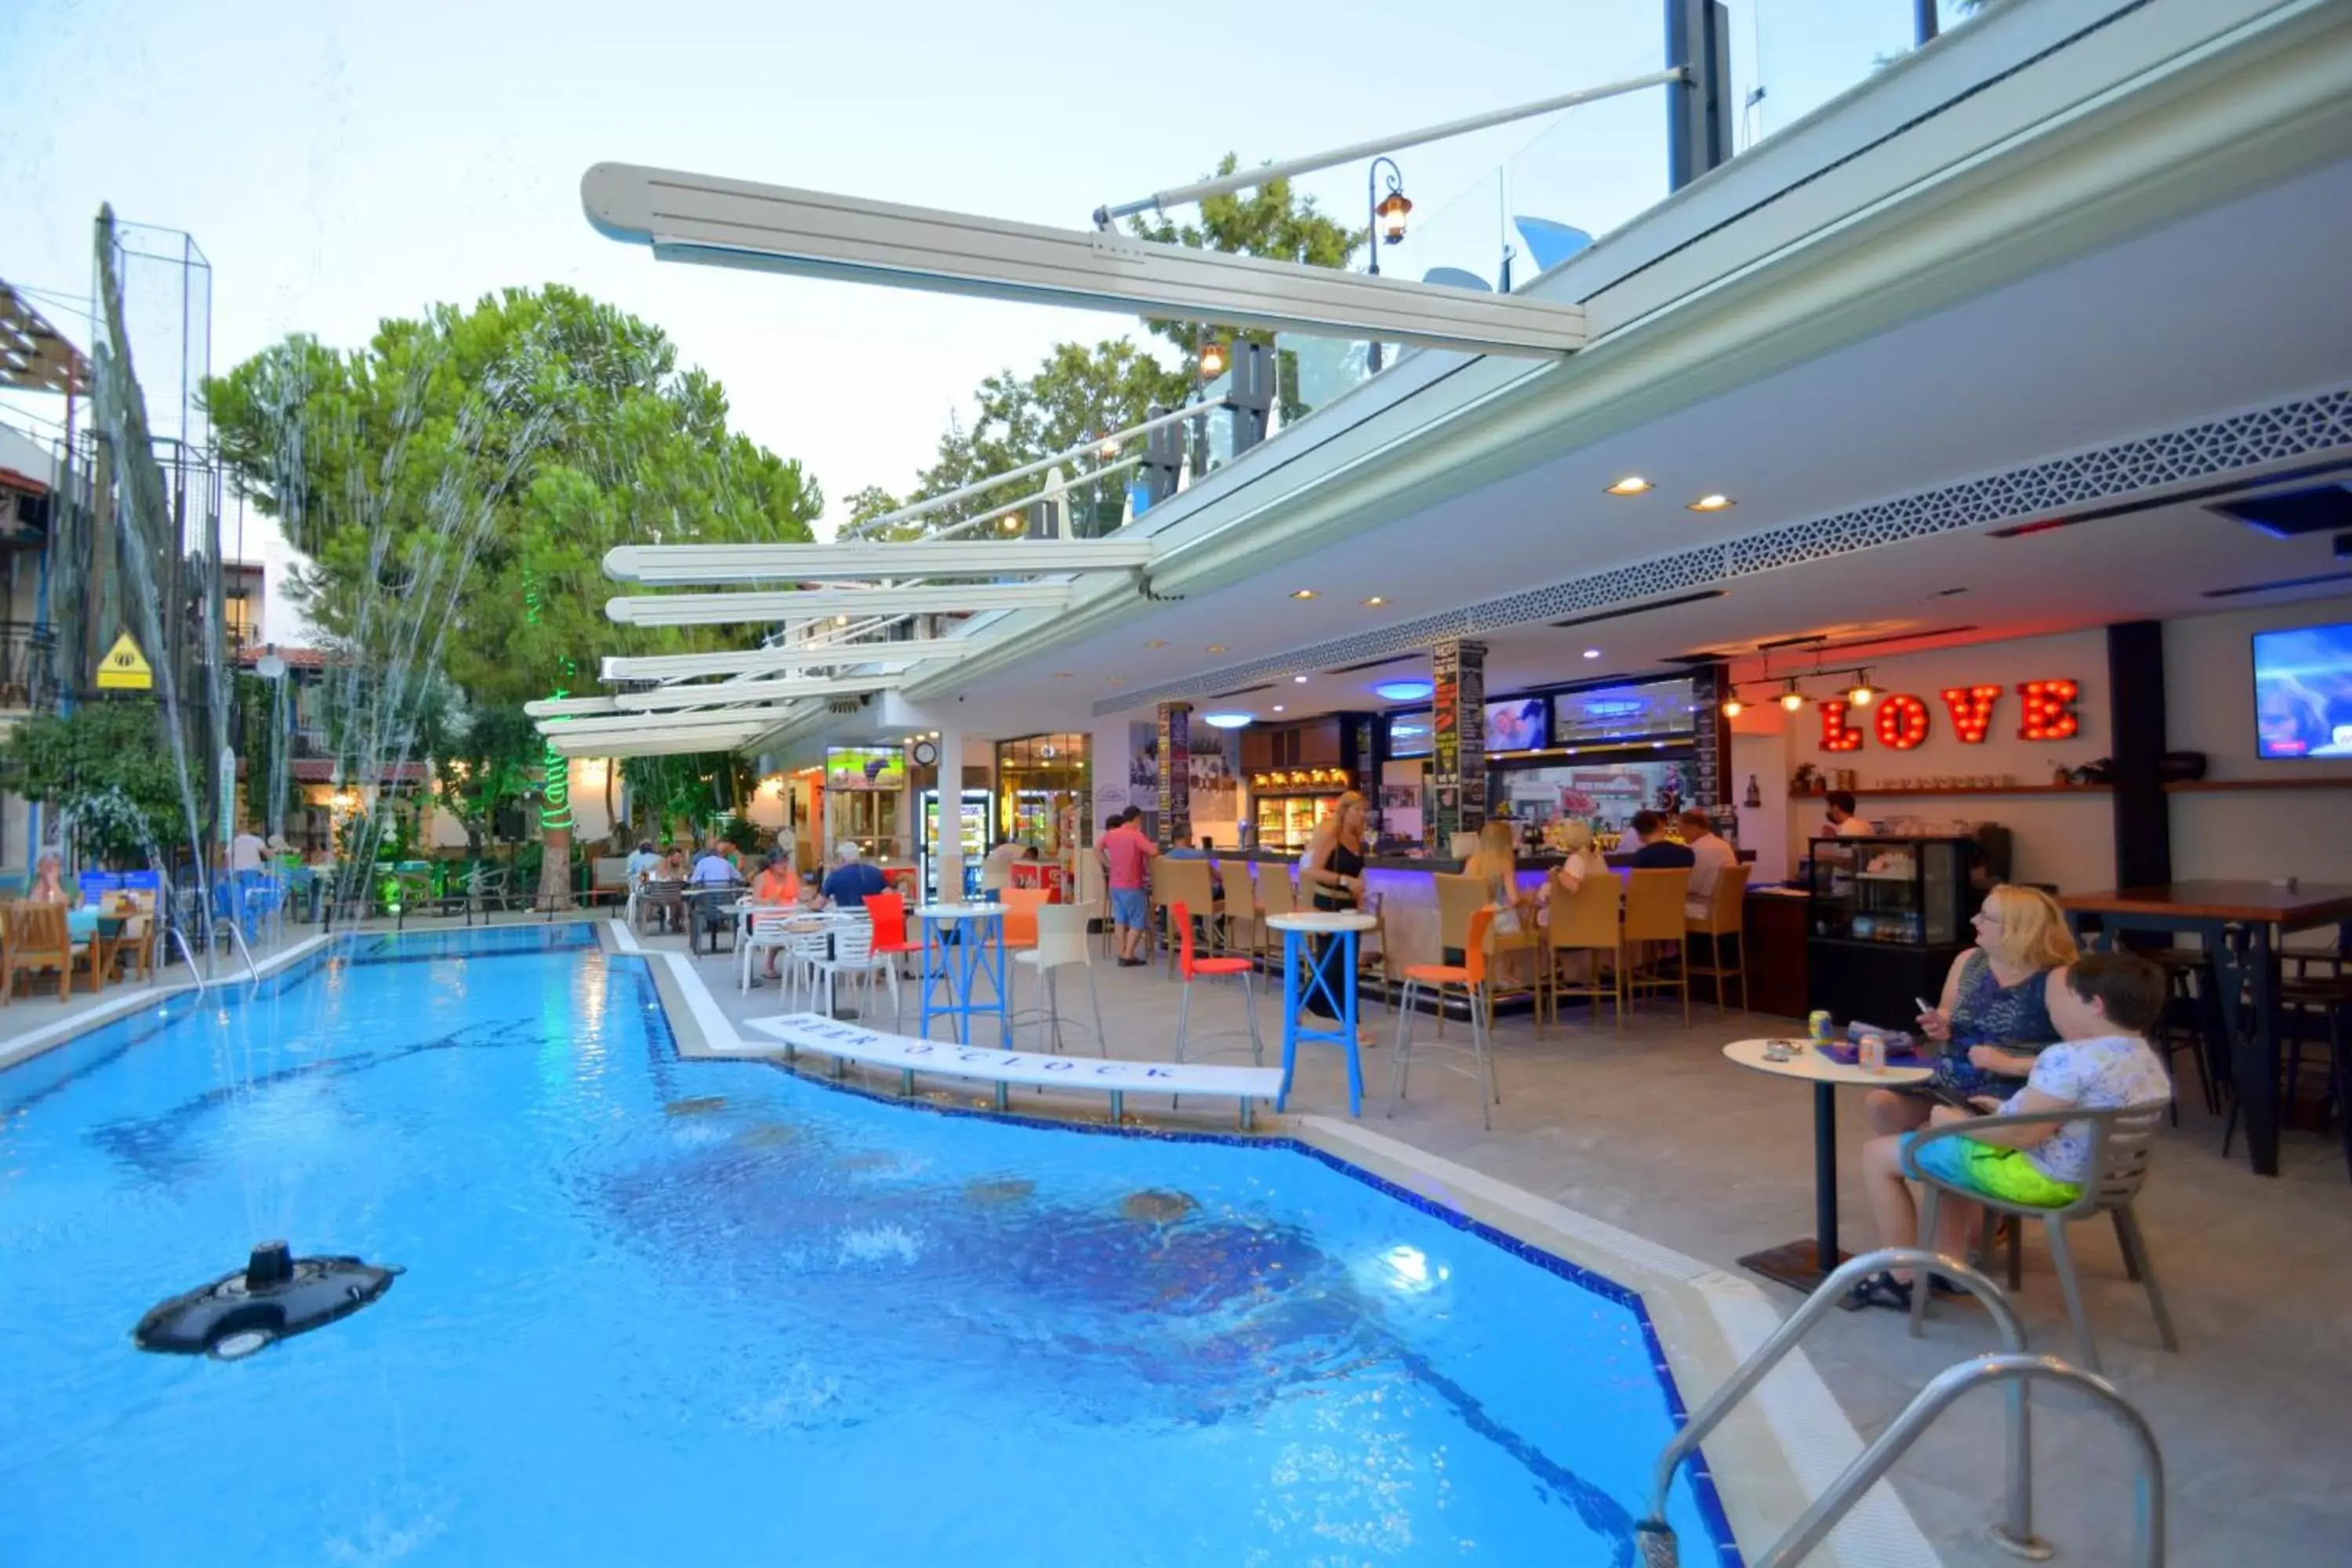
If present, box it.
[1,926,1737,1565]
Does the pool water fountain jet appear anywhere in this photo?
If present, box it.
[133,1241,401,1361]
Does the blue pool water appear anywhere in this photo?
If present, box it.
[1,927,1735,1565]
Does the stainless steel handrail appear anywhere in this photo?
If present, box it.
[1637,1247,2046,1565]
[167,924,207,996]
[220,918,263,985]
[1759,1354,2162,1568]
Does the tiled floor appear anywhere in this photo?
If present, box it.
[12,911,2345,1564]
[672,922,2350,1568]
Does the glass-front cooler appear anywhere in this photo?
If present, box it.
[1254,793,1331,852]
[919,788,989,900]
[1802,834,1974,1026]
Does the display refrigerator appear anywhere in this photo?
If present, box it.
[1803,834,1977,1029]
[1253,793,1331,853]
[919,789,990,902]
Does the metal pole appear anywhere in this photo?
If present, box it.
[1366,160,1387,375]
[1916,0,1941,47]
[1094,66,1687,227]
[842,402,1225,540]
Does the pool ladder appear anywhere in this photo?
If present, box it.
[1635,1247,2164,1568]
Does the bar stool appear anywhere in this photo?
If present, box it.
[1541,873,1622,1030]
[1621,869,1692,1022]
[2141,945,2223,1121]
[2278,969,2352,1181]
[1683,864,1751,1015]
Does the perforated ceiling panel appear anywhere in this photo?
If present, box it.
[1100,383,2352,714]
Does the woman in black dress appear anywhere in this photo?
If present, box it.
[1298,790,1373,1044]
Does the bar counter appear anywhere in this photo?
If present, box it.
[1206,846,1759,971]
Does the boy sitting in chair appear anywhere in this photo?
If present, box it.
[1843,949,2171,1312]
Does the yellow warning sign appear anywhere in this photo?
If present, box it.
[96,632,153,691]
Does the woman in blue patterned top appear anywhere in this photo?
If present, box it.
[1864,884,2078,1140]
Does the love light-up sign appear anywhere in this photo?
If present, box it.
[1818,680,2079,750]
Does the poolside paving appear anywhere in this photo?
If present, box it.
[9,911,2343,1565]
[666,924,2350,1568]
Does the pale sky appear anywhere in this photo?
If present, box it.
[2,0,1943,641]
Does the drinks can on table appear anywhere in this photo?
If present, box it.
[1858,1033,1886,1073]
[1807,1010,1834,1042]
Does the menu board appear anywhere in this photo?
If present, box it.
[826,746,906,790]
[1386,710,1432,757]
[1552,679,1697,744]
[1483,697,1548,753]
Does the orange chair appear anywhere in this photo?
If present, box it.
[1391,906,1500,1129]
[1173,900,1263,1065]
[866,891,924,976]
[1000,887,1050,954]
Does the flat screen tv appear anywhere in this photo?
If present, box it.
[1386,710,1432,758]
[1483,697,1549,753]
[2253,621,2352,758]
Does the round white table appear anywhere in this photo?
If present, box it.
[916,902,1008,1044]
[1269,910,1379,1116]
[1722,1036,1932,1293]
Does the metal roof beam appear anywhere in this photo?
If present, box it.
[612,674,895,713]
[606,582,1072,626]
[604,538,1152,586]
[600,641,964,682]
[582,163,1587,358]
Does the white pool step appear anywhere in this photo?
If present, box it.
[742,1012,1282,1127]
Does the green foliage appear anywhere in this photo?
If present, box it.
[207,285,826,712]
[432,698,543,848]
[860,156,1357,537]
[622,751,746,842]
[1,699,192,866]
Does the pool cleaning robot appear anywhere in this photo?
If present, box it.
[134,1242,399,1361]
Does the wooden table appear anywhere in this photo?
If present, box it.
[1722,1036,1931,1293]
[2062,881,2352,1177]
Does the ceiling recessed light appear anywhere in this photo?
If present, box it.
[1363,595,1387,607]
[1292,674,1310,684]
[1206,644,1226,654]
[1582,648,1602,659]
[1290,588,1318,600]
[1605,476,1653,496]
[1271,704,1286,713]
[1200,712,1254,729]
[1374,680,1435,702]
[1144,639,1167,648]
[1687,493,1734,512]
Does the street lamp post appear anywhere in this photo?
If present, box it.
[1365,156,1411,372]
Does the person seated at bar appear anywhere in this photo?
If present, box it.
[1624,811,1694,869]
[1165,832,1225,898]
[1864,884,2077,1138]
[1540,822,1611,904]
[818,841,889,912]
[1463,820,1534,936]
[1842,951,2171,1310]
[1678,809,1737,920]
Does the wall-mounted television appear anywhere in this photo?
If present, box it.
[1386,710,1432,758]
[2253,621,2352,758]
[1483,697,1548,753]
[825,746,907,789]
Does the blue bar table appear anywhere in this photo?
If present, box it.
[1269,909,1377,1116]
[916,902,1010,1046]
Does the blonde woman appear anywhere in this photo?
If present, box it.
[1863,883,2079,1137]
[1541,822,1610,903]
[1462,820,1534,937]
[1299,791,1373,1046]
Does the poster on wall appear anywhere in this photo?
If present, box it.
[1127,721,1159,796]
[1186,724,1242,829]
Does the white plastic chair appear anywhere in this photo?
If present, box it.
[780,924,834,1011]
[812,918,898,1024]
[739,906,800,993]
[1013,903,1105,1055]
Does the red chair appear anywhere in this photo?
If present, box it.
[866,891,923,978]
[1173,900,1263,1066]
[1392,906,1500,1129]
